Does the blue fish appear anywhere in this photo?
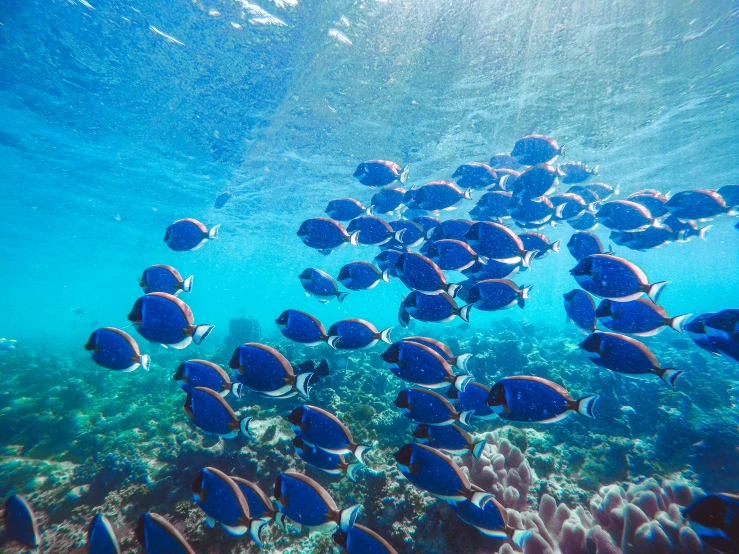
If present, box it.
[287,405,371,463]
[398,292,470,327]
[404,181,471,211]
[429,219,476,241]
[421,239,487,271]
[354,160,408,187]
[451,498,530,543]
[487,376,599,423]
[373,249,404,279]
[489,152,525,171]
[550,192,592,221]
[297,218,360,254]
[164,218,220,252]
[683,313,723,355]
[508,163,561,199]
[86,327,150,372]
[571,254,669,302]
[511,134,564,165]
[463,258,522,281]
[452,162,498,190]
[327,319,392,350]
[661,215,711,240]
[666,189,728,221]
[508,194,559,225]
[174,359,242,397]
[333,524,399,554]
[596,200,655,232]
[559,161,598,184]
[231,478,276,522]
[347,216,396,246]
[274,472,362,533]
[568,184,601,204]
[276,309,329,346]
[518,232,560,259]
[128,293,214,349]
[412,423,485,458]
[684,310,739,363]
[184,387,253,439]
[401,336,471,371]
[292,437,361,481]
[682,493,739,553]
[393,252,461,296]
[612,225,709,251]
[140,265,193,296]
[381,340,472,390]
[465,221,537,267]
[394,387,473,426]
[466,279,532,312]
[579,331,683,386]
[411,215,442,236]
[585,182,618,201]
[214,191,232,209]
[628,189,670,218]
[384,219,426,250]
[85,515,120,554]
[136,513,196,554]
[325,198,368,221]
[338,261,388,291]
[445,382,495,420]
[370,188,406,215]
[595,298,689,337]
[3,495,39,549]
[299,268,348,303]
[494,168,521,190]
[563,289,597,333]
[566,231,607,261]
[567,211,599,231]
[471,191,513,220]
[717,184,739,210]
[394,443,490,504]
[192,467,267,543]
[0,338,17,351]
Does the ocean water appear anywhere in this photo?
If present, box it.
[1,0,738,553]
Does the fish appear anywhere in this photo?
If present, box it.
[579,331,683,386]
[354,160,408,187]
[566,231,608,261]
[393,443,490,504]
[231,477,276,522]
[184,387,254,439]
[164,218,220,252]
[494,168,521,190]
[421,239,487,271]
[559,162,598,184]
[85,327,150,372]
[628,189,670,218]
[717,184,739,210]
[370,188,406,215]
[192,467,267,543]
[140,264,193,296]
[666,190,728,221]
[292,437,361,481]
[401,336,471,370]
[428,219,476,241]
[412,423,485,458]
[174,359,243,397]
[570,254,669,302]
[470,191,513,220]
[325,198,369,221]
[595,298,690,336]
[682,493,739,553]
[596,200,655,232]
[135,513,197,554]
[465,221,537,267]
[452,162,499,190]
[385,219,426,249]
[394,387,473,426]
[347,216,396,246]
[585,182,618,201]
[568,184,601,204]
[287,405,371,463]
[276,309,330,346]
[214,191,232,209]
[463,258,522,281]
[486,376,599,423]
[338,261,388,290]
[489,152,525,171]
[392,252,461,296]
[550,192,593,221]
[508,163,561,199]
[445,382,495,420]
[297,218,360,254]
[511,134,564,165]
[381,340,472,390]
[451,497,531,544]
[465,279,532,312]
[373,249,404,278]
[508,195,559,225]
[128,293,214,348]
[3,495,39,550]
[83,514,121,554]
[327,319,392,350]
[567,211,599,231]
[563,289,597,333]
[398,292,470,327]
[299,268,349,303]
[404,181,472,211]
[684,310,739,363]
[518,232,560,259]
[273,472,362,533]
[661,214,712,239]
[333,524,399,554]
[411,215,442,236]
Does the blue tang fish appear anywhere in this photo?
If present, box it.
[571,254,669,302]
[411,215,442,236]
[325,198,368,221]
[292,437,361,481]
[192,467,267,543]
[518,232,560,259]
[494,168,521,190]
[684,310,739,363]
[374,249,404,278]
[666,189,728,221]
[421,239,487,271]
[465,221,537,267]
[471,191,513,220]
[128,293,214,349]
[299,268,348,303]
[550,192,593,221]
[327,319,392,350]
[354,160,408,187]
[273,472,362,533]
[140,265,193,296]
[717,184,739,210]
[231,477,276,522]
[184,387,253,439]
[347,216,396,246]
[579,331,683,386]
[595,298,689,337]
[585,182,618,201]
[85,515,120,554]
[567,211,599,231]
[164,218,219,252]
[0,338,17,351]
[174,359,243,398]
[511,134,564,165]
[404,181,471,211]
[451,497,531,544]
[452,162,498,190]
[381,340,472,390]
[628,189,670,218]
[339,261,388,291]
[559,161,598,184]
[445,382,495,420]
[394,443,490,504]
[401,336,472,371]
[214,191,232,209]
[463,258,522,281]
[297,218,360,254]
[682,493,739,553]
[333,524,398,554]
[566,231,608,261]
[398,292,470,327]
[287,405,371,463]
[596,200,655,232]
[370,187,406,214]
[466,279,532,312]
[3,495,39,550]
[394,387,473,426]
[412,423,485,459]
[276,309,329,346]
[489,152,524,171]
[486,376,599,423]
[392,252,461,296]
[568,184,601,204]
[612,225,709,250]
[385,219,425,249]
[508,163,561,199]
[428,218,475,241]
[136,513,196,554]
[563,289,597,333]
[86,327,150,372]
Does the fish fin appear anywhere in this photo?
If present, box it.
[553,203,566,219]
[181,275,194,293]
[458,304,472,323]
[399,166,409,185]
[318,298,330,304]
[230,383,244,399]
[471,439,486,460]
[511,529,532,547]
[240,416,255,439]
[167,337,190,349]
[345,463,361,483]
[352,444,372,465]
[337,291,349,303]
[139,354,151,371]
[458,410,474,426]
[659,368,683,387]
[559,145,566,157]
[453,374,473,392]
[221,523,247,537]
[644,281,670,303]
[318,248,333,255]
[669,314,691,333]
[565,315,571,324]
[521,250,538,269]
[463,188,472,200]
[191,324,215,345]
[327,336,340,349]
[458,260,476,271]
[453,353,472,371]
[697,225,711,240]
[470,491,492,508]
[205,516,216,528]
[208,224,220,240]
[348,231,360,246]
[338,505,362,532]
[394,228,407,242]
[550,240,561,253]
[319,468,343,476]
[591,165,599,176]
[294,372,314,399]
[575,395,599,418]
[249,519,268,547]
[378,328,393,344]
[477,255,489,265]
[498,174,509,189]
[381,270,391,283]
[446,283,461,297]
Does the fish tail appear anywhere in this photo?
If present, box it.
[394,228,407,242]
[352,444,372,465]
[239,416,255,439]
[518,285,533,308]
[139,354,151,371]
[336,291,349,303]
[521,250,538,269]
[644,281,670,303]
[399,166,409,185]
[469,491,492,508]
[381,269,391,283]
[453,374,473,392]
[249,519,268,548]
[378,327,393,344]
[230,383,244,399]
[207,224,220,240]
[659,368,683,387]
[669,314,691,333]
[463,188,472,200]
[497,174,509,189]
[471,439,486,460]
[510,529,532,548]
[550,240,561,253]
[697,225,711,240]
[458,410,475,426]
[575,395,599,418]
[345,463,361,483]
[181,275,194,293]
[294,372,314,399]
[191,324,215,345]
[446,282,461,298]
[398,306,411,328]
[591,165,599,176]
[348,231,360,246]
[338,504,362,532]
[458,304,472,323]
[453,353,472,371]
[326,335,340,349]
